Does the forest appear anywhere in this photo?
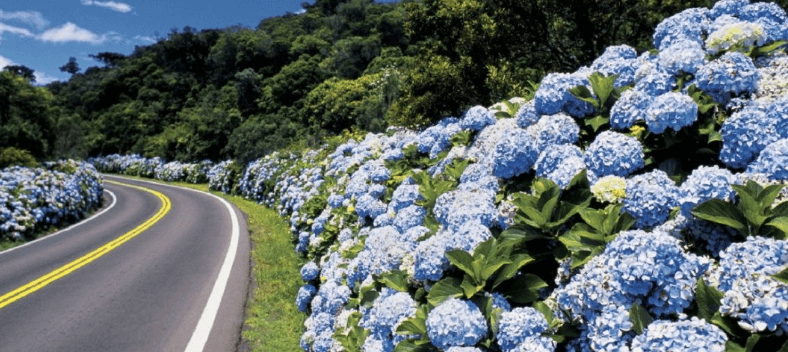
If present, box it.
[2,0,773,164]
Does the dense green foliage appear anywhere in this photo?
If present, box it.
[4,0,756,163]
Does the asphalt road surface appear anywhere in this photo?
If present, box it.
[0,175,250,352]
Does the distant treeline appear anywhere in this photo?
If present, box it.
[6,0,765,163]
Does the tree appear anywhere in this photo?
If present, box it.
[89,52,126,68]
[3,65,35,82]
[59,57,80,76]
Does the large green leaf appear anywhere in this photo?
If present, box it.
[588,72,619,107]
[766,217,788,240]
[427,277,464,306]
[497,274,547,304]
[629,302,654,335]
[491,253,535,289]
[751,40,788,58]
[569,85,599,107]
[460,275,484,298]
[772,265,788,285]
[691,199,747,232]
[378,270,410,292]
[446,250,475,278]
[695,278,724,321]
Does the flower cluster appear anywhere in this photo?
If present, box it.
[1,160,103,240]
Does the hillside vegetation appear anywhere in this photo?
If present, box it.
[0,0,737,163]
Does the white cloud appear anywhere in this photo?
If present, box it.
[0,54,14,69]
[0,22,35,38]
[132,34,155,44]
[33,71,60,85]
[38,22,109,44]
[0,10,49,30]
[80,0,132,13]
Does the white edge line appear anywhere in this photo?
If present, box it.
[0,190,118,257]
[105,175,240,352]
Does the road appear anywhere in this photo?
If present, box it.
[0,176,250,352]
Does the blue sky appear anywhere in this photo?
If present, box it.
[0,0,313,84]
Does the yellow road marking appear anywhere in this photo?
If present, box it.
[0,181,171,310]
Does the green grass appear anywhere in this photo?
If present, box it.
[110,176,306,351]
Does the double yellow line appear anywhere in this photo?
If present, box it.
[0,181,171,310]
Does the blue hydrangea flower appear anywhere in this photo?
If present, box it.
[445,347,485,352]
[460,105,497,131]
[630,317,727,351]
[511,336,556,352]
[746,138,788,181]
[528,113,581,153]
[413,221,492,281]
[388,184,423,213]
[719,104,782,169]
[634,68,676,96]
[356,194,387,219]
[362,289,417,338]
[350,226,416,287]
[433,189,498,232]
[496,307,549,352]
[573,305,635,352]
[740,2,788,24]
[645,92,698,134]
[394,205,426,233]
[555,230,709,322]
[584,131,645,178]
[591,45,640,87]
[624,170,681,228]
[708,236,788,292]
[514,100,539,128]
[459,163,492,185]
[368,184,387,199]
[328,194,345,208]
[535,144,586,189]
[718,274,788,334]
[679,165,737,216]
[297,284,316,312]
[653,8,710,50]
[489,127,539,179]
[417,118,461,159]
[695,51,759,104]
[658,39,707,74]
[301,261,320,281]
[610,89,652,130]
[710,0,749,19]
[534,73,596,117]
[426,298,488,350]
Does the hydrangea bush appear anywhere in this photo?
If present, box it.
[90,1,788,350]
[1,160,103,241]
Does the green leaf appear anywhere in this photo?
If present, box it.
[427,277,464,306]
[378,270,410,292]
[759,184,787,208]
[773,201,788,217]
[460,275,484,298]
[751,40,788,58]
[584,115,609,132]
[497,274,547,304]
[446,250,476,278]
[393,339,432,352]
[533,301,555,327]
[726,341,746,352]
[745,335,761,352]
[491,253,535,289]
[708,131,723,143]
[695,278,724,321]
[569,85,599,107]
[691,199,747,232]
[588,72,618,107]
[629,302,654,335]
[772,265,788,285]
[766,217,788,239]
[778,339,788,352]
[711,312,743,337]
[499,224,552,243]
[579,208,606,231]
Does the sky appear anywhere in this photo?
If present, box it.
[0,0,314,84]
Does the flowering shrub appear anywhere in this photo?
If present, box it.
[1,160,103,241]
[89,2,788,351]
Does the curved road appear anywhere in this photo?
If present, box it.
[0,176,250,352]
